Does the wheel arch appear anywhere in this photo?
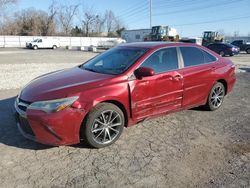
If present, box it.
[217,79,228,95]
[79,99,128,142]
[98,100,128,127]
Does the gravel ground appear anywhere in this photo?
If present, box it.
[0,48,97,90]
[0,48,249,187]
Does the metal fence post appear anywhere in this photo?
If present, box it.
[19,35,21,47]
[3,35,5,48]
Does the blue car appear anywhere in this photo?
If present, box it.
[207,43,240,56]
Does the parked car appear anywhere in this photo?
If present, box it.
[231,40,250,54]
[15,42,236,148]
[206,43,240,56]
[26,38,60,50]
[179,37,202,45]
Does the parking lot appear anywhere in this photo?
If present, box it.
[0,48,249,187]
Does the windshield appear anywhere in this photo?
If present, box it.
[82,47,148,75]
[33,39,39,42]
[225,43,234,47]
[151,27,158,35]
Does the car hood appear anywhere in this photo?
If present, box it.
[20,66,114,102]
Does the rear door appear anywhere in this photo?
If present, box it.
[178,46,218,108]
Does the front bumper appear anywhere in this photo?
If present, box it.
[14,98,85,146]
[232,50,240,55]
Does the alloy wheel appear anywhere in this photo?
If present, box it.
[210,84,225,108]
[91,110,122,145]
[219,51,225,56]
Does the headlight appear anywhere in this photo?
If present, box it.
[28,96,79,113]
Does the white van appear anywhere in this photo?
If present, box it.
[26,38,60,50]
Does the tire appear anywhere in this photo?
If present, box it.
[81,103,125,148]
[204,82,225,111]
[33,45,38,50]
[219,51,225,57]
[246,48,250,54]
[52,45,57,50]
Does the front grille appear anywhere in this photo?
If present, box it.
[18,105,27,112]
[18,115,35,136]
[17,98,31,112]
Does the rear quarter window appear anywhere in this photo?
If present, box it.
[180,47,216,67]
[202,49,217,63]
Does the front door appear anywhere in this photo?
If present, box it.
[129,47,183,121]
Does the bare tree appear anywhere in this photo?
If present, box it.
[105,10,115,33]
[2,8,57,36]
[94,14,105,35]
[41,0,58,35]
[0,0,17,10]
[58,4,79,35]
[0,0,17,33]
[104,10,125,36]
[82,11,96,37]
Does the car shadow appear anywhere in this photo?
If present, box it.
[239,67,250,72]
[0,96,92,150]
[189,106,208,111]
[0,96,52,150]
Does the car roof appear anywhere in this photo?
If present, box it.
[119,42,199,49]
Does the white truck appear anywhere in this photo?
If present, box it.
[26,38,60,50]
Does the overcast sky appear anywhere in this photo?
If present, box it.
[16,0,250,37]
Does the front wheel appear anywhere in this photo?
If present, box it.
[246,48,250,54]
[204,82,225,111]
[52,45,57,50]
[81,103,124,148]
[33,45,38,50]
[219,51,225,56]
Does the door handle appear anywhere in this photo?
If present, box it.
[172,74,183,81]
[211,66,216,71]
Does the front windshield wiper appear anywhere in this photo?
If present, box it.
[83,67,99,73]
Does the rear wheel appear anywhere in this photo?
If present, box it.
[52,45,57,50]
[219,51,225,56]
[246,48,250,54]
[82,103,124,148]
[204,82,225,111]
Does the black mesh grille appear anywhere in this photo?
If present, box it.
[19,98,32,105]
[18,98,31,112]
[18,105,27,112]
[18,116,35,136]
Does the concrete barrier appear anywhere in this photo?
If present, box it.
[0,35,123,48]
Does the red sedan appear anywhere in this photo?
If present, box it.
[15,42,236,148]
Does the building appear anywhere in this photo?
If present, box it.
[121,29,151,43]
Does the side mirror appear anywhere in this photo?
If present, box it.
[134,67,155,79]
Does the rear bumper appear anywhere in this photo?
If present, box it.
[14,100,85,146]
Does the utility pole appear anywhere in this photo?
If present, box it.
[149,0,152,28]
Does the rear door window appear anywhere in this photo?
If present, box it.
[202,50,217,63]
[180,47,216,67]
